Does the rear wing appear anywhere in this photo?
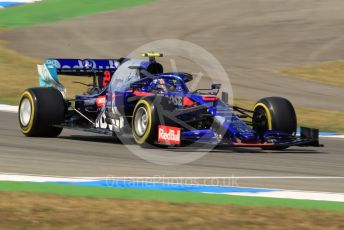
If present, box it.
[38,58,122,98]
[45,58,120,75]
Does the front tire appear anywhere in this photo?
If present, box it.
[18,87,65,137]
[253,97,297,150]
[132,99,157,146]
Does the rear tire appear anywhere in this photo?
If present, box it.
[253,97,297,150]
[18,87,65,137]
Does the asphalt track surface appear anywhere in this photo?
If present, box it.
[1,111,343,192]
[1,0,344,111]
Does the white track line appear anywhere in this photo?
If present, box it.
[1,173,344,180]
[321,135,344,138]
[0,105,18,113]
[0,173,96,182]
[221,191,344,202]
[1,173,344,202]
[0,0,41,2]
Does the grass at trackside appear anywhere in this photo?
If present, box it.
[295,107,344,134]
[0,40,93,105]
[0,181,344,212]
[0,40,39,105]
[280,61,344,87]
[2,190,344,229]
[0,0,155,28]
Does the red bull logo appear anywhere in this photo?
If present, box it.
[158,125,181,145]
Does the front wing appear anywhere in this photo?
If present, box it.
[180,127,323,148]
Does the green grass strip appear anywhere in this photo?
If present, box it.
[0,181,343,211]
[0,0,155,28]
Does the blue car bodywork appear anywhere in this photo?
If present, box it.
[37,54,321,148]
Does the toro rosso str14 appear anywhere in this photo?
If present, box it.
[18,52,322,150]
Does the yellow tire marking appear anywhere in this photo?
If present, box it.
[254,102,272,130]
[20,91,35,134]
[132,100,152,144]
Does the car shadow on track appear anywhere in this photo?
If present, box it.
[59,135,125,144]
[217,146,324,154]
[164,146,324,154]
[58,135,325,154]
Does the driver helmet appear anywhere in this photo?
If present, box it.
[153,79,168,92]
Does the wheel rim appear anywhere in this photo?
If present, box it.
[253,107,269,133]
[134,106,149,137]
[19,98,32,127]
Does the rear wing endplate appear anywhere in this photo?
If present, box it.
[38,58,122,98]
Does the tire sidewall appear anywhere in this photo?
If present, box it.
[253,97,297,135]
[18,89,38,136]
[132,98,157,145]
[18,87,65,137]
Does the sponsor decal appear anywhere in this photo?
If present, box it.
[166,95,183,106]
[82,59,96,69]
[158,125,181,145]
[95,111,112,130]
[45,59,119,70]
[96,96,106,108]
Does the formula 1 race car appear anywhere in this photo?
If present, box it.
[18,52,322,150]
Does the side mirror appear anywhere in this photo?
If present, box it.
[211,83,221,90]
